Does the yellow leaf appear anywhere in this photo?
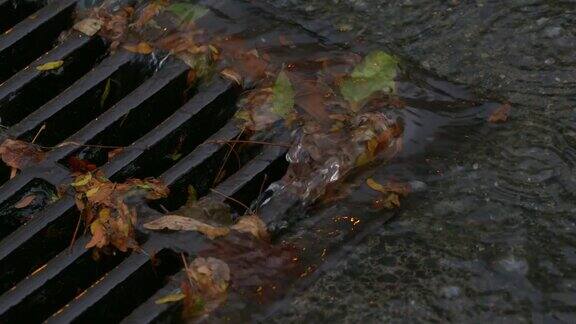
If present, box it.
[85,186,100,197]
[123,42,154,54]
[366,137,379,157]
[155,292,186,304]
[71,173,92,187]
[374,193,401,209]
[36,60,64,71]
[355,152,371,167]
[366,178,385,193]
[99,208,111,222]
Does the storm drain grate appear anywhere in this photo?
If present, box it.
[0,1,289,322]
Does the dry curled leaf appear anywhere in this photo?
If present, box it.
[72,171,169,251]
[144,215,230,239]
[73,18,103,36]
[15,194,36,209]
[220,68,242,86]
[489,103,511,123]
[230,214,269,241]
[0,139,45,174]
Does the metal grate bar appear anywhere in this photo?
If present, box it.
[6,51,134,139]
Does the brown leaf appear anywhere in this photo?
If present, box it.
[73,18,102,36]
[123,42,154,54]
[15,194,36,209]
[366,178,410,196]
[230,214,269,241]
[187,257,230,297]
[107,148,124,161]
[220,68,242,86]
[489,103,511,123]
[373,193,401,210]
[0,139,45,171]
[133,3,165,29]
[67,156,97,173]
[144,215,230,239]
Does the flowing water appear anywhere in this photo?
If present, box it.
[244,0,576,322]
[7,0,574,321]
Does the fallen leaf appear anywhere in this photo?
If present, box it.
[488,103,511,123]
[36,60,64,71]
[373,193,401,209]
[123,42,154,54]
[100,78,111,108]
[73,18,102,36]
[133,2,165,29]
[366,178,410,196]
[67,156,97,173]
[144,215,230,239]
[71,173,92,187]
[85,220,107,249]
[166,3,209,24]
[107,147,124,161]
[231,214,269,241]
[271,71,295,118]
[155,292,186,304]
[220,68,242,86]
[187,257,230,297]
[15,194,36,208]
[0,139,45,172]
[340,51,397,107]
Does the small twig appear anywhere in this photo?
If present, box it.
[69,212,82,252]
[213,128,244,186]
[254,174,268,215]
[36,141,125,150]
[181,253,195,290]
[209,188,251,212]
[205,139,291,148]
[31,124,46,144]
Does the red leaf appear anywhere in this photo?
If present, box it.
[68,156,97,173]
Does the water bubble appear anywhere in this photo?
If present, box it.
[439,286,461,299]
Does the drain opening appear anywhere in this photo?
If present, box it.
[54,249,182,323]
[0,206,79,295]
[156,139,263,212]
[0,1,76,83]
[18,59,152,146]
[105,91,240,180]
[0,246,129,324]
[0,0,47,34]
[0,36,109,126]
[0,178,56,240]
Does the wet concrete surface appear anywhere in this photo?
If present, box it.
[251,0,576,322]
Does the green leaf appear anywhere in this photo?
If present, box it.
[340,51,397,107]
[36,60,64,71]
[271,71,294,118]
[155,292,186,304]
[166,3,209,24]
[100,78,111,108]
